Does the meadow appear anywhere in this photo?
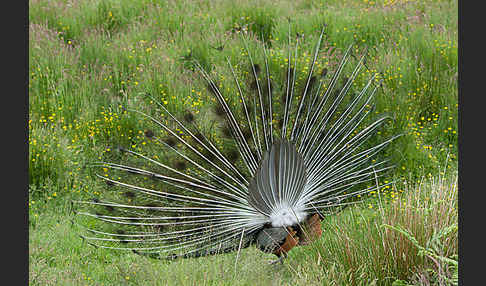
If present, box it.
[29,0,458,285]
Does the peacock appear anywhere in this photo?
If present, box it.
[73,25,398,264]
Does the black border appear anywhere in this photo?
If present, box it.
[23,0,464,284]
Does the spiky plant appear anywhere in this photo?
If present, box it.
[73,25,399,263]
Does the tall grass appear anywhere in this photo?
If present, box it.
[283,170,458,285]
[29,170,457,285]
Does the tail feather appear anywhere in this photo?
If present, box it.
[247,140,307,227]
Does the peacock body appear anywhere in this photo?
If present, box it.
[74,26,398,262]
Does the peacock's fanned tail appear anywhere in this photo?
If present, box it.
[73,25,398,260]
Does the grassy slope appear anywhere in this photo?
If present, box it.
[29,0,458,285]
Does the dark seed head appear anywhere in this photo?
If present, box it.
[250,80,259,91]
[164,137,177,148]
[124,191,136,198]
[308,76,317,90]
[321,68,328,78]
[221,125,232,138]
[227,149,239,163]
[213,105,226,117]
[253,64,261,75]
[144,129,154,138]
[174,161,187,171]
[183,111,195,123]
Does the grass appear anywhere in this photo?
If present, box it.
[29,170,457,285]
[29,0,458,284]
